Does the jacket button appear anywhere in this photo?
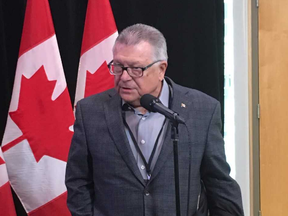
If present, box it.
[144,191,150,196]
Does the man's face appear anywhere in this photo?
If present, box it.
[113,41,167,108]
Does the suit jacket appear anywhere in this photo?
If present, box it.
[65,77,244,216]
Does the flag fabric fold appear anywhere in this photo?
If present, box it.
[74,0,118,105]
[1,0,74,215]
[0,148,17,216]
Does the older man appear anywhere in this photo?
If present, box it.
[65,24,244,216]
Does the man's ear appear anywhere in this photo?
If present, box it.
[159,61,168,80]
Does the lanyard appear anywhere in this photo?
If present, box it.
[122,110,167,181]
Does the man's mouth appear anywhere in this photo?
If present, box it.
[121,87,132,90]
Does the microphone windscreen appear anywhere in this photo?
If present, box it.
[140,94,158,111]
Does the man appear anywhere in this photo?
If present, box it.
[65,24,244,216]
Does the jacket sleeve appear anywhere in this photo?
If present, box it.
[200,102,244,216]
[65,102,94,216]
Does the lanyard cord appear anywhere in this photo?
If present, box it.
[122,111,167,181]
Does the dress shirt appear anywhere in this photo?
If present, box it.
[123,80,170,180]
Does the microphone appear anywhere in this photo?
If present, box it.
[140,94,185,125]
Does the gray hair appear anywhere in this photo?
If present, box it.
[113,23,168,61]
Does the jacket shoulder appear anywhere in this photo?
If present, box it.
[171,80,220,109]
[76,88,117,110]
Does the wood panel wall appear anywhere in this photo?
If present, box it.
[259,0,288,215]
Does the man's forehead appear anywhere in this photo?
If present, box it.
[114,41,152,51]
[113,41,154,63]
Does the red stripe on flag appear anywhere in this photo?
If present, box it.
[28,192,70,216]
[2,135,26,153]
[81,0,117,55]
[0,182,17,216]
[18,0,54,57]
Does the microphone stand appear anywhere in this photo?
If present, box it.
[171,114,181,216]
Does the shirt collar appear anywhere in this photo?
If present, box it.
[158,79,169,108]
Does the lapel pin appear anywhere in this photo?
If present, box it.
[181,103,186,108]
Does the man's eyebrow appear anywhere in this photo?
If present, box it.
[113,61,142,66]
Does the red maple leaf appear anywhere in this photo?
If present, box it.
[0,156,5,165]
[9,66,74,162]
[84,62,114,97]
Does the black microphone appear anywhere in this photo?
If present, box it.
[140,94,185,125]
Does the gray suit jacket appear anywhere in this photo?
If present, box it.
[65,78,244,216]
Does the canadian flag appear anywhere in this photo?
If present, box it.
[74,0,118,105]
[1,0,74,215]
[0,148,16,216]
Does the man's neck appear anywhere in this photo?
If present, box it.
[135,106,148,115]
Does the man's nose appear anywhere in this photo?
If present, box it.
[120,69,132,81]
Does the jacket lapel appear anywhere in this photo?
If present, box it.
[149,79,193,183]
[104,91,146,186]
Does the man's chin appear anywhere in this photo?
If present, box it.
[121,97,140,107]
